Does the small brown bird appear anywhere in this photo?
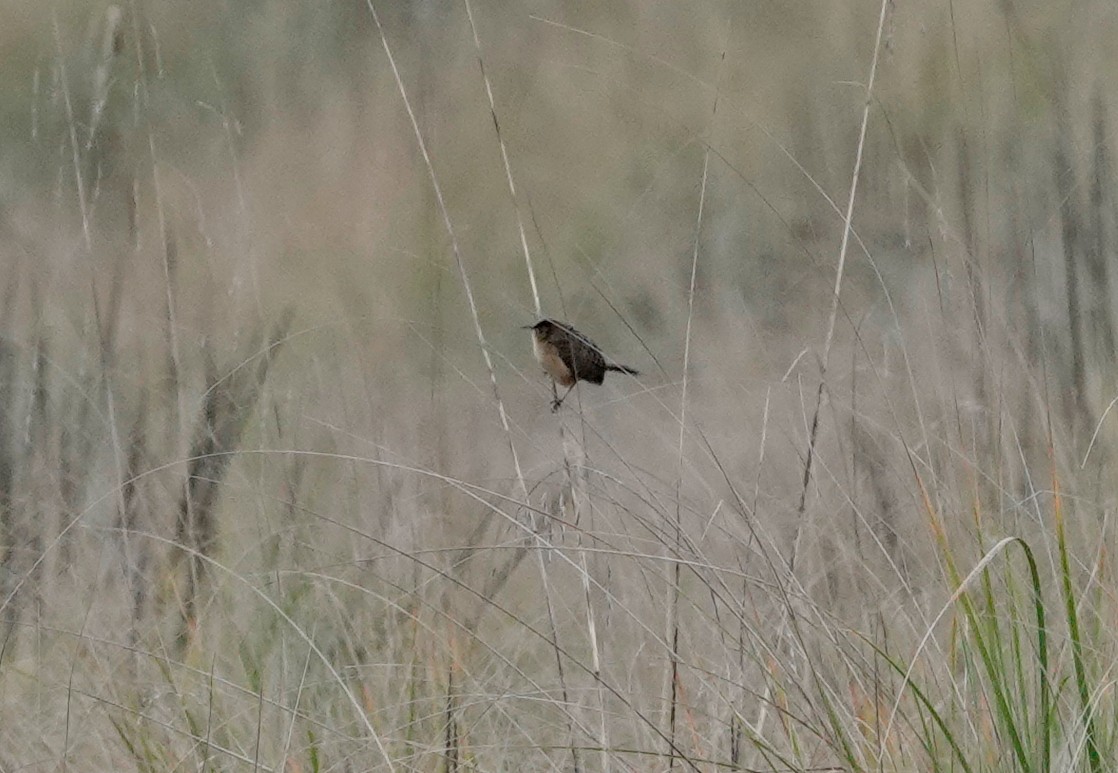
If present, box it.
[525,319,639,411]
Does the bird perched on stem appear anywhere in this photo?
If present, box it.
[524,319,639,411]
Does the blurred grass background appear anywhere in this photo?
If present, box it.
[1,0,1117,770]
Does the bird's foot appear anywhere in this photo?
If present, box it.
[550,397,564,413]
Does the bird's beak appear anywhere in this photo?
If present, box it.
[521,324,535,330]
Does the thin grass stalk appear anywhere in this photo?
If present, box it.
[174,313,292,646]
[86,5,123,152]
[871,639,974,771]
[901,466,1051,770]
[444,660,459,773]
[791,0,893,572]
[533,270,593,769]
[92,278,133,616]
[1051,467,1101,772]
[750,1,899,756]
[665,105,707,773]
[461,0,540,318]
[126,2,196,631]
[1088,93,1114,357]
[574,546,597,773]
[536,257,594,768]
[49,6,106,593]
[0,338,21,647]
[364,8,595,771]
[1054,137,1087,424]
[363,0,529,503]
[562,420,614,772]
[541,553,581,773]
[664,37,724,771]
[932,525,1032,768]
[277,639,315,769]
[955,129,986,350]
[52,11,92,254]
[119,383,149,645]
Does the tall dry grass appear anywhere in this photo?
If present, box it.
[0,0,1116,770]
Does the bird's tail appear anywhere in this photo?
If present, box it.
[606,364,639,376]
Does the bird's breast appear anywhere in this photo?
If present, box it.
[532,335,576,386]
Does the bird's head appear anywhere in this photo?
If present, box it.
[523,319,558,341]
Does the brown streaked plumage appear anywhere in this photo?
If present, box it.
[525,319,639,411]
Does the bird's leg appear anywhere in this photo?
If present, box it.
[551,385,574,412]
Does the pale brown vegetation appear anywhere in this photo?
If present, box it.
[0,1,1115,770]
